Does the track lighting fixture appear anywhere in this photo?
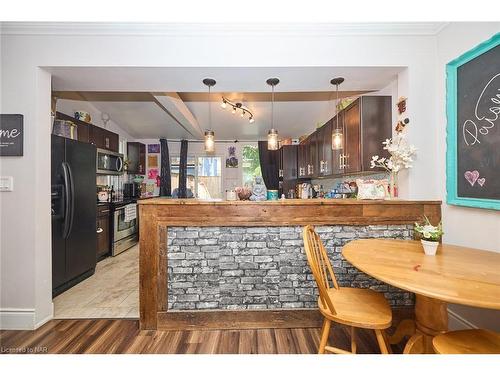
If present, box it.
[220,96,255,123]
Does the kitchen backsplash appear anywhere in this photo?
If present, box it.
[311,172,388,192]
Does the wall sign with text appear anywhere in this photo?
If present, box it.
[0,114,24,156]
[446,33,499,210]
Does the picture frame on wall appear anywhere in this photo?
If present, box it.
[446,33,500,210]
[0,114,24,156]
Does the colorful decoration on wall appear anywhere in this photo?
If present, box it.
[148,143,160,153]
[395,96,410,134]
[225,146,238,168]
[148,168,159,180]
[396,96,407,115]
[148,154,158,168]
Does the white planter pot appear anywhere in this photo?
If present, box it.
[421,239,439,256]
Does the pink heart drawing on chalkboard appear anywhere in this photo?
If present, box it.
[477,178,485,187]
[464,170,480,186]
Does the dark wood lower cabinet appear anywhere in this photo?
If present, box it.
[96,205,111,260]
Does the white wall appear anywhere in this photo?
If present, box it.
[435,23,500,331]
[0,23,454,329]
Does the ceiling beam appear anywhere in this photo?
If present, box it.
[177,91,372,102]
[152,93,204,139]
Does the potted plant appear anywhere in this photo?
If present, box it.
[370,134,417,198]
[414,216,444,256]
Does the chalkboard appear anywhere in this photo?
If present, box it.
[446,34,500,210]
[0,114,24,156]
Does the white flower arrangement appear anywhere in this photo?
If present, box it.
[415,216,444,242]
[370,134,417,173]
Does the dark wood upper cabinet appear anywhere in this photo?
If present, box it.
[338,96,391,174]
[343,100,362,174]
[55,111,119,153]
[307,131,318,178]
[359,96,392,171]
[127,142,146,175]
[55,111,89,143]
[280,145,298,181]
[297,143,307,178]
[90,126,119,152]
[279,145,299,195]
[317,120,334,177]
[89,125,104,149]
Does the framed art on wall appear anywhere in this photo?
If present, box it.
[0,114,24,156]
[446,33,500,210]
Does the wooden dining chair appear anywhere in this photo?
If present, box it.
[302,225,393,354]
[433,329,500,354]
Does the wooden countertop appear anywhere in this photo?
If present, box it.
[138,198,441,206]
[138,198,441,226]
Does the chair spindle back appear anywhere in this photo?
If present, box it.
[302,225,339,315]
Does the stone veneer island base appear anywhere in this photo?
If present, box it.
[138,199,441,330]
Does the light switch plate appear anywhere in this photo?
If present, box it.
[0,176,14,191]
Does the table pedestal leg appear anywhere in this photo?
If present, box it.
[404,294,448,354]
[388,319,415,345]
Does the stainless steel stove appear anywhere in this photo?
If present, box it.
[111,199,138,256]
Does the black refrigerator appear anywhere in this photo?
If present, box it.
[51,135,97,296]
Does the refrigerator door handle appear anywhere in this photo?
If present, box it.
[62,162,75,239]
[116,156,123,172]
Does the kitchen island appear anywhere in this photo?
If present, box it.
[138,198,441,330]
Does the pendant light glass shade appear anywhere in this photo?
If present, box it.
[330,77,345,151]
[332,129,343,150]
[266,78,280,150]
[204,130,215,153]
[267,129,279,151]
[203,78,216,153]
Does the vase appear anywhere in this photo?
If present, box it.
[421,239,439,256]
[388,171,398,199]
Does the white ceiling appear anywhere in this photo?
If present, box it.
[89,101,194,139]
[51,66,403,140]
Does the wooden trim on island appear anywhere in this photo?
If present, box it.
[157,309,324,330]
[138,199,441,330]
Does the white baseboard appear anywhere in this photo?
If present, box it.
[0,305,53,330]
[0,308,36,330]
[448,308,478,330]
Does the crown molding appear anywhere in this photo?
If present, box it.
[0,22,448,37]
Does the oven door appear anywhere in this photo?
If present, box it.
[113,205,137,242]
[97,148,124,175]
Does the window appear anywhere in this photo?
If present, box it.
[170,156,222,199]
[242,145,261,186]
[197,157,222,199]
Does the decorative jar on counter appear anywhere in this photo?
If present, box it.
[226,190,237,201]
[267,190,279,200]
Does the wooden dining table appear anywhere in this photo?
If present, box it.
[342,239,500,354]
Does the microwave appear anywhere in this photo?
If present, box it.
[96,148,124,175]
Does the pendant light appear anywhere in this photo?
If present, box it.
[266,78,280,150]
[203,78,216,153]
[331,77,345,150]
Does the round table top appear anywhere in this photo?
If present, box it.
[342,239,500,309]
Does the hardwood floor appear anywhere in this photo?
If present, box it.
[0,319,408,354]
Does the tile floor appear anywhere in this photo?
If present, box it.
[53,245,139,319]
